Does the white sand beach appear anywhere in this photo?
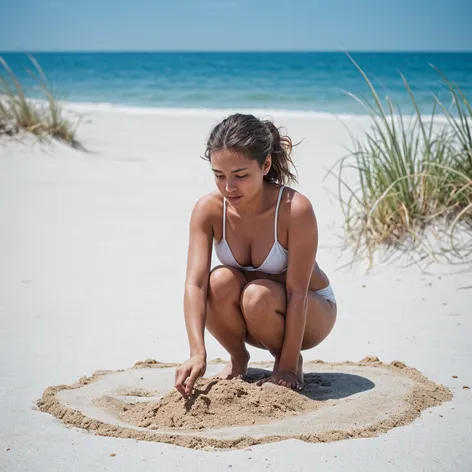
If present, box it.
[1,107,471,470]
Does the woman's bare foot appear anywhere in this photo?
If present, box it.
[217,353,250,380]
[271,353,304,387]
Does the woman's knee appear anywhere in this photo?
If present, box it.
[240,280,274,324]
[208,265,246,302]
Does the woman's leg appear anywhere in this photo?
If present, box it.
[206,268,337,381]
[206,265,251,378]
[240,279,337,383]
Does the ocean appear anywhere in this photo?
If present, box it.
[1,52,471,115]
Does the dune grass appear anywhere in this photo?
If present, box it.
[0,55,82,148]
[333,55,472,268]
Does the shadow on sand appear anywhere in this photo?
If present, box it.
[244,367,375,401]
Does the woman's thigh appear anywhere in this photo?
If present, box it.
[241,279,337,351]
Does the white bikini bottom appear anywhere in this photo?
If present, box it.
[315,284,337,305]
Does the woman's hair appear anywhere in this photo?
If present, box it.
[203,113,298,185]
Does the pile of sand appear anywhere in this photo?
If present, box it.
[95,378,320,430]
[37,357,453,450]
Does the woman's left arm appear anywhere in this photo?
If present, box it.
[278,193,318,374]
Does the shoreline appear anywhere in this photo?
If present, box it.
[1,97,449,122]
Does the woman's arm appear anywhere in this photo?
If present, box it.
[278,193,318,374]
[175,196,214,397]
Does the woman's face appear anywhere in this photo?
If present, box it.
[210,149,271,206]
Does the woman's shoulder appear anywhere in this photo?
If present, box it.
[191,191,224,221]
[280,187,317,237]
[281,186,315,216]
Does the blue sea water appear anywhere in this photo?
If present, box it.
[1,52,471,115]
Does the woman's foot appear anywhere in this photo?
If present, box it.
[217,352,250,380]
[272,353,304,387]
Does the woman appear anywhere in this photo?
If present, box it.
[174,113,337,398]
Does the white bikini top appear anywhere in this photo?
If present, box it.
[214,186,288,274]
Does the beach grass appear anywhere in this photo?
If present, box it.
[0,55,82,148]
[334,55,472,268]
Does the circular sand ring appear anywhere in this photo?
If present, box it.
[38,357,451,450]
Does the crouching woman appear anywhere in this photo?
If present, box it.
[175,113,337,398]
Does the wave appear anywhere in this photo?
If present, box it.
[55,99,451,123]
[16,96,450,123]
[59,100,374,119]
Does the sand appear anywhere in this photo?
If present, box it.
[1,106,471,469]
[37,357,452,450]
[96,379,319,430]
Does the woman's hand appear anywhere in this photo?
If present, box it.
[174,355,207,398]
[258,370,302,391]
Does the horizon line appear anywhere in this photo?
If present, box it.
[1,49,472,54]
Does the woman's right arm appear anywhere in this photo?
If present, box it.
[174,196,214,398]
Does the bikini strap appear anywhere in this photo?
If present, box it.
[222,198,227,240]
[274,186,285,241]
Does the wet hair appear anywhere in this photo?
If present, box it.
[203,113,298,185]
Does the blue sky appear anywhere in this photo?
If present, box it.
[2,0,471,52]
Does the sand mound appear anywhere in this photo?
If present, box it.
[37,358,452,450]
[95,378,319,430]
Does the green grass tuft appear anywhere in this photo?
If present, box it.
[332,54,472,269]
[0,55,82,149]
